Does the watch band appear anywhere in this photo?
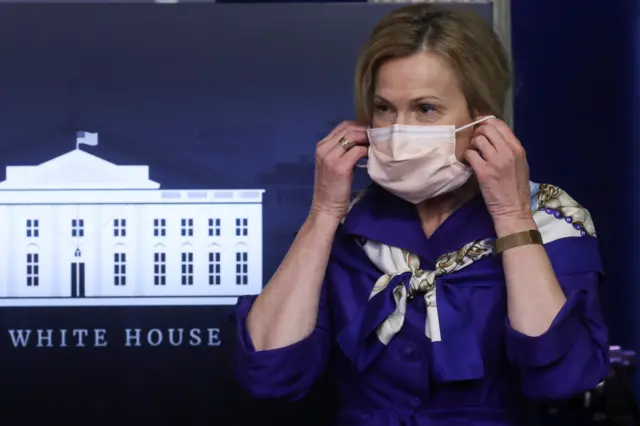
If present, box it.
[493,229,543,255]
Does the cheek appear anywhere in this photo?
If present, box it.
[454,132,472,163]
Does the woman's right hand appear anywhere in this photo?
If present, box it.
[311,121,369,221]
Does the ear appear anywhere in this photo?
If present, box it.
[471,112,498,130]
[466,106,480,121]
[472,109,493,123]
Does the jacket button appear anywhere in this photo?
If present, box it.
[400,343,418,361]
[410,397,422,409]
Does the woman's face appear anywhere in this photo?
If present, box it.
[371,51,475,162]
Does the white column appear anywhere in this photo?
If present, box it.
[0,206,9,297]
[52,204,65,297]
[221,204,231,291]
[135,204,145,296]
[195,206,204,294]
[47,205,58,297]
[6,206,17,297]
[94,205,104,297]
[253,203,264,294]
[101,205,113,297]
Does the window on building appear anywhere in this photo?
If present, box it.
[181,252,194,285]
[71,219,84,237]
[153,252,166,286]
[26,219,39,238]
[208,218,221,237]
[235,252,248,285]
[113,219,127,237]
[181,218,194,237]
[114,253,126,286]
[153,219,166,237]
[26,253,39,287]
[235,218,248,237]
[208,252,221,285]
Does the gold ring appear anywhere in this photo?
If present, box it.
[339,136,355,151]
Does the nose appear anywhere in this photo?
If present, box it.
[392,111,413,126]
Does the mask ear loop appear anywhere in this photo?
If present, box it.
[355,158,369,169]
[454,115,495,134]
[355,128,373,169]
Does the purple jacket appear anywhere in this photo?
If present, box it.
[232,185,609,425]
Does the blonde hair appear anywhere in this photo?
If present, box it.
[354,4,510,124]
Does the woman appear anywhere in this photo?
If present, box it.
[232,4,609,425]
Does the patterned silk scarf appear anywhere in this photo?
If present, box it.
[362,232,494,345]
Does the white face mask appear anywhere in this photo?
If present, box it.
[366,116,494,204]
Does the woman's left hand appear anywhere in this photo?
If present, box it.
[464,117,533,226]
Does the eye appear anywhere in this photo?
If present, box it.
[374,103,391,113]
[417,103,436,114]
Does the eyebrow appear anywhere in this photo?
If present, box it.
[374,95,442,103]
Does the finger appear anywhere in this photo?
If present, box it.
[483,118,524,153]
[470,135,496,160]
[327,121,354,139]
[324,128,368,158]
[487,119,520,147]
[464,149,486,171]
[318,125,366,156]
[339,145,368,168]
[319,121,359,147]
[474,122,509,153]
[317,122,353,154]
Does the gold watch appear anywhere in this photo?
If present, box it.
[493,229,543,255]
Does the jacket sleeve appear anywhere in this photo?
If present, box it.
[230,282,332,402]
[505,236,610,400]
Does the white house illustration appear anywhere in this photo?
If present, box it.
[0,132,265,307]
